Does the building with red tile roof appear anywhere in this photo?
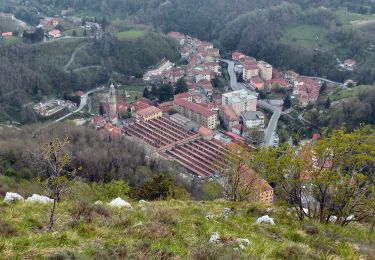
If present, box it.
[1,32,12,37]
[219,105,240,130]
[174,98,217,129]
[48,29,61,38]
[136,106,162,121]
[198,126,214,140]
[174,92,193,102]
[240,166,274,205]
[250,76,265,90]
[232,51,246,61]
[158,101,175,113]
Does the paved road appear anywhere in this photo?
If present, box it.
[39,36,88,45]
[56,86,104,122]
[221,59,280,147]
[258,100,281,146]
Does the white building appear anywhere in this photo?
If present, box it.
[222,89,257,115]
[241,111,265,129]
[257,61,273,81]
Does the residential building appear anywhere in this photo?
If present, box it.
[257,61,273,81]
[222,89,257,115]
[198,126,214,140]
[232,51,246,61]
[136,106,162,122]
[250,76,265,90]
[158,101,175,114]
[174,98,217,129]
[1,32,12,37]
[232,124,242,135]
[174,92,193,102]
[240,167,274,205]
[241,111,265,129]
[48,29,61,38]
[219,105,240,130]
[344,59,356,71]
[243,63,259,81]
[197,79,213,97]
[285,70,300,87]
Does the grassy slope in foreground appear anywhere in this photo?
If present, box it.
[0,200,374,259]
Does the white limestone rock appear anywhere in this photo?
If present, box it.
[108,198,132,209]
[26,194,53,204]
[3,192,24,203]
[94,200,103,205]
[329,216,337,222]
[223,208,231,215]
[256,215,275,225]
[209,232,221,243]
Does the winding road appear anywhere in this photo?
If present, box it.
[55,86,104,122]
[221,59,280,147]
[63,42,89,71]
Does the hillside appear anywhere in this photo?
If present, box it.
[0,32,178,123]
[1,198,374,259]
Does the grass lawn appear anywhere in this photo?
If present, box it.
[331,85,370,101]
[116,30,145,40]
[280,24,337,51]
[336,11,375,26]
[63,28,86,37]
[117,85,145,103]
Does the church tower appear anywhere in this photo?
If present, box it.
[109,83,118,125]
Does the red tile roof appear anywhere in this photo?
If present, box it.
[136,106,162,117]
[174,98,215,117]
[174,92,191,100]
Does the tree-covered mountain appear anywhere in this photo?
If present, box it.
[0,33,178,122]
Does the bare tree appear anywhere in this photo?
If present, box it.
[34,137,78,231]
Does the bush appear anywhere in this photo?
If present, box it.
[131,174,190,201]
[301,222,319,235]
[71,200,111,223]
[246,204,268,216]
[92,180,130,202]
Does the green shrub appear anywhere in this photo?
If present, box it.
[246,204,268,216]
[301,222,319,235]
[92,180,130,202]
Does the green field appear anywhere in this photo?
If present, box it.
[117,85,145,102]
[280,24,336,50]
[63,28,86,37]
[336,11,375,26]
[116,30,145,40]
[331,85,370,101]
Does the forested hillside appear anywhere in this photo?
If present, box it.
[0,33,178,122]
[1,0,375,123]
[2,0,375,85]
